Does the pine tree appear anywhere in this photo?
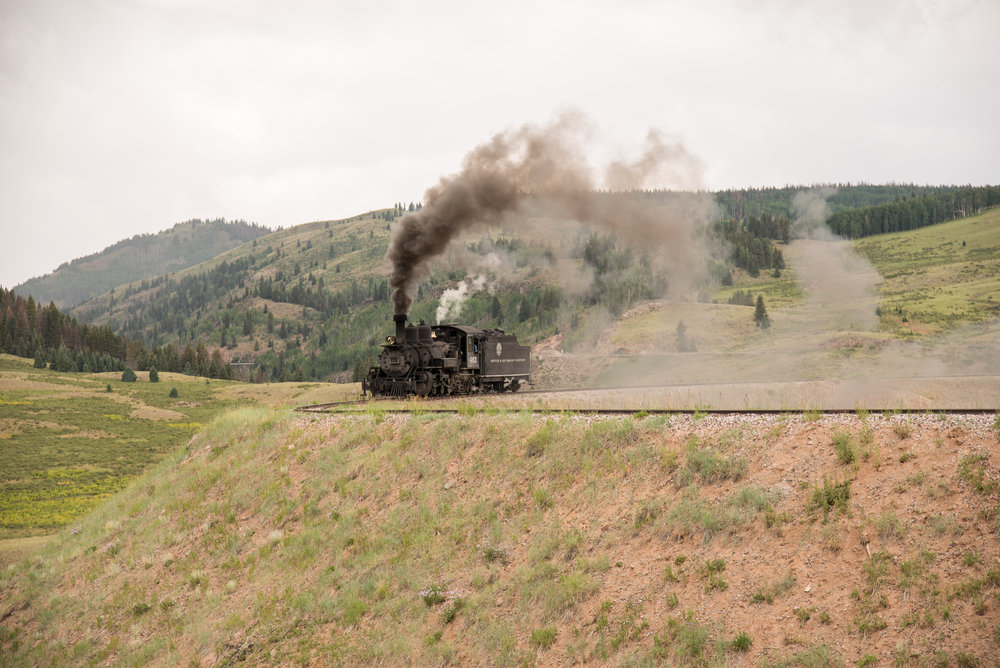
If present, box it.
[675,321,697,352]
[754,295,771,329]
[149,367,159,383]
[352,357,368,382]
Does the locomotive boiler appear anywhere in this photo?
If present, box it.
[364,314,531,397]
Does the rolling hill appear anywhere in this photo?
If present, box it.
[13,218,269,309]
[33,186,998,389]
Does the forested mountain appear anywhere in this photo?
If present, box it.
[67,202,668,382]
[13,219,269,309]
[40,185,996,384]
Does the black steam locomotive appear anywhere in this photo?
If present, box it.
[364,315,531,397]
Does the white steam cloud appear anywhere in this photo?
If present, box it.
[435,275,489,324]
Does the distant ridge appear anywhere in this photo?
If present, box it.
[12,218,269,308]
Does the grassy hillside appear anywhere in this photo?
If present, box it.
[13,219,268,309]
[856,208,1000,336]
[2,408,998,665]
[0,355,352,551]
[53,192,1000,388]
[69,210,408,381]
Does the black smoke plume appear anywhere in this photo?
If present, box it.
[387,114,711,315]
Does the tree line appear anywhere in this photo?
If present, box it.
[826,185,1000,238]
[714,184,968,221]
[0,287,233,379]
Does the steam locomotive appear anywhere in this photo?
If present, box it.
[364,314,531,397]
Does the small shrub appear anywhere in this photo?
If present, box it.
[440,598,463,624]
[958,453,996,494]
[657,612,710,661]
[105,383,112,392]
[132,602,151,616]
[704,558,727,591]
[121,367,137,383]
[530,626,557,649]
[420,585,448,606]
[665,592,679,609]
[634,499,662,530]
[480,542,511,564]
[930,513,961,536]
[684,436,747,483]
[858,654,877,667]
[168,387,179,398]
[893,421,912,439]
[148,367,159,383]
[831,429,857,465]
[731,631,752,652]
[526,421,555,457]
[875,512,905,541]
[955,653,980,668]
[899,452,914,463]
[706,576,727,592]
[533,487,554,510]
[809,476,851,521]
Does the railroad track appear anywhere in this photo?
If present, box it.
[295,396,995,417]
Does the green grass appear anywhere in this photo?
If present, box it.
[831,429,857,465]
[0,360,249,538]
[809,476,851,521]
[855,209,1000,336]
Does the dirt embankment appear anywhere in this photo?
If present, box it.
[2,410,998,667]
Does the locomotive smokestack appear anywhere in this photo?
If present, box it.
[394,314,407,342]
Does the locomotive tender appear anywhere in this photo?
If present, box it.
[364,314,531,397]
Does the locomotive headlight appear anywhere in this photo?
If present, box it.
[386,336,395,344]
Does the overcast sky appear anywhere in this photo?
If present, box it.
[1,0,997,288]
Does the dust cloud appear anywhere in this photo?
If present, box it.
[788,188,881,333]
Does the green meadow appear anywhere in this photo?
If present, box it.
[0,355,242,539]
[856,208,1000,336]
[0,355,351,549]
